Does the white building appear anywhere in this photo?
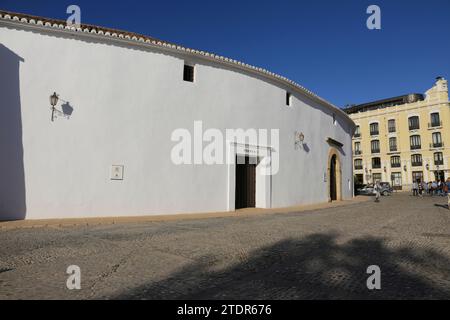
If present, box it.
[0,11,355,220]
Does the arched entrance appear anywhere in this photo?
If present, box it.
[330,155,337,201]
[327,149,342,202]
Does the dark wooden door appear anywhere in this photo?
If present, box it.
[235,157,256,209]
[330,155,337,201]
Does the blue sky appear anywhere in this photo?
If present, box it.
[1,0,449,107]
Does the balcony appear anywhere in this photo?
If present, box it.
[370,131,379,136]
[391,163,401,168]
[354,165,363,170]
[410,145,421,150]
[353,133,361,138]
[411,162,423,167]
[389,146,398,152]
[409,125,420,131]
[430,142,444,149]
[371,149,380,154]
[434,160,444,166]
[354,150,362,156]
[372,164,381,169]
[428,121,442,128]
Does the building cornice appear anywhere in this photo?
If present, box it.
[0,10,354,127]
[349,101,450,120]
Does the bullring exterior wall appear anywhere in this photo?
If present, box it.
[0,13,355,220]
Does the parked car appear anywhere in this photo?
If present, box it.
[357,184,375,196]
[357,182,393,196]
[379,182,393,195]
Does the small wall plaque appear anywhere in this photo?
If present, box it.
[111,165,124,180]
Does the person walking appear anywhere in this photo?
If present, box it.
[431,181,437,196]
[374,180,381,203]
[446,178,450,209]
[431,181,438,196]
[412,181,418,196]
[418,180,424,197]
[439,180,445,197]
[423,181,429,196]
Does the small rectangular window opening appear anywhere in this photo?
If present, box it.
[286,92,292,106]
[183,64,194,82]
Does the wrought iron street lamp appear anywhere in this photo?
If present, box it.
[50,92,59,122]
[299,132,304,144]
[295,131,305,150]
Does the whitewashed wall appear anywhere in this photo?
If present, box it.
[0,22,354,220]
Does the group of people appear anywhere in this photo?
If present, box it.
[411,178,450,197]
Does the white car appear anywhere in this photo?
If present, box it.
[357,183,392,196]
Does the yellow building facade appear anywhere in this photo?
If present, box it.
[346,77,449,190]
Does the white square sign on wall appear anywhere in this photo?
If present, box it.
[111,165,124,181]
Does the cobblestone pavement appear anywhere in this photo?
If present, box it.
[0,193,449,300]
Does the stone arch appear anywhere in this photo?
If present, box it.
[327,148,342,202]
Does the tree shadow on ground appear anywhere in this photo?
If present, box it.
[114,233,450,300]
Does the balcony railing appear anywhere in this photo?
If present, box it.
[370,131,379,136]
[371,149,380,154]
[410,145,421,150]
[391,163,401,168]
[411,162,423,167]
[354,150,362,156]
[428,121,442,128]
[354,165,363,170]
[389,146,398,152]
[353,133,361,138]
[409,125,420,131]
[434,160,444,166]
[372,164,381,169]
[430,142,444,148]
[388,128,396,133]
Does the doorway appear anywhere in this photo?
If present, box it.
[434,171,445,182]
[330,154,337,201]
[328,149,342,202]
[235,156,256,209]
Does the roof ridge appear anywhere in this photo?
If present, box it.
[0,9,354,125]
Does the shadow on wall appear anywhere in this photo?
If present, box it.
[61,102,74,118]
[0,44,26,221]
[53,101,75,120]
[302,143,310,153]
[113,232,450,299]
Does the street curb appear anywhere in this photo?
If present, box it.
[0,196,371,230]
